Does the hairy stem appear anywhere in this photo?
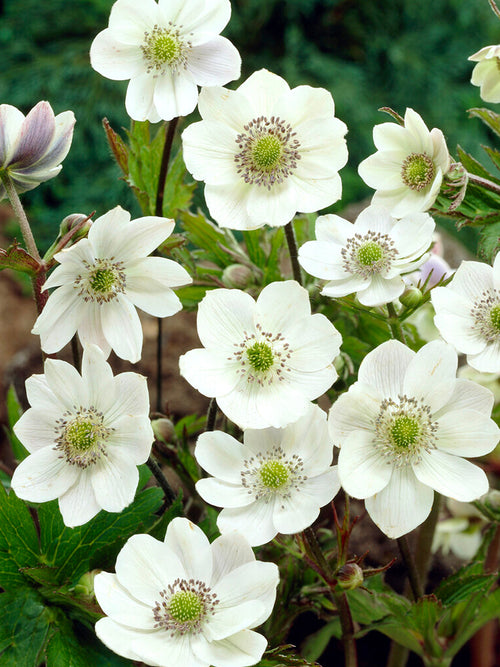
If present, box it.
[284,220,302,285]
[397,536,424,600]
[414,493,441,587]
[467,172,500,197]
[1,172,41,262]
[387,302,407,344]
[146,455,177,506]
[156,318,163,412]
[206,398,218,432]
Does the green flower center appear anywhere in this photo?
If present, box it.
[65,417,99,452]
[259,460,289,489]
[401,153,435,190]
[490,304,500,331]
[151,33,181,64]
[251,135,283,171]
[90,268,116,294]
[390,416,421,449]
[168,591,204,623]
[246,342,274,372]
[356,241,384,266]
[141,25,188,73]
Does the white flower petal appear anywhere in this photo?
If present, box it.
[218,501,277,546]
[182,119,239,184]
[77,302,112,359]
[328,382,381,444]
[402,340,457,413]
[321,275,371,299]
[125,72,157,122]
[108,0,159,44]
[9,101,55,168]
[338,431,393,499]
[365,467,434,538]
[100,296,143,363]
[301,468,341,505]
[80,344,116,413]
[206,600,265,642]
[91,448,139,513]
[179,349,239,397]
[32,284,83,354]
[197,288,255,350]
[435,409,499,457]
[193,630,267,667]
[213,560,279,613]
[164,518,213,582]
[126,256,191,314]
[160,0,230,36]
[94,572,155,630]
[13,409,58,453]
[106,415,153,463]
[205,181,257,230]
[109,371,151,421]
[287,313,341,372]
[288,172,343,213]
[255,280,310,334]
[90,29,144,80]
[58,469,101,527]
[44,358,87,410]
[356,274,405,307]
[138,631,200,667]
[196,478,254,508]
[194,431,246,483]
[413,450,489,501]
[0,104,25,165]
[436,378,494,417]
[11,447,79,502]
[468,342,500,373]
[153,70,199,120]
[272,492,321,534]
[449,260,494,300]
[187,36,241,86]
[298,239,348,281]
[237,69,290,116]
[94,618,149,663]
[209,532,255,586]
[358,340,413,399]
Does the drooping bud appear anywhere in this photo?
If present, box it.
[400,286,423,308]
[337,563,364,590]
[59,213,92,240]
[222,264,254,289]
[152,417,175,443]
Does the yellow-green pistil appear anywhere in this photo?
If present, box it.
[141,25,187,73]
[90,268,116,294]
[259,460,289,489]
[251,135,283,171]
[390,416,421,449]
[168,591,204,623]
[356,241,384,266]
[401,152,435,191]
[246,341,274,372]
[65,417,99,452]
[490,304,500,331]
[151,33,181,64]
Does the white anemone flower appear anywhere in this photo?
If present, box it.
[298,204,435,307]
[90,0,241,122]
[329,339,499,539]
[431,255,500,373]
[469,45,500,103]
[32,205,192,363]
[181,69,348,230]
[195,405,340,546]
[179,280,342,429]
[94,518,279,667]
[358,108,450,217]
[11,345,153,527]
[0,101,74,199]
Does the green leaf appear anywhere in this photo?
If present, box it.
[257,644,321,666]
[0,588,51,666]
[5,384,29,462]
[102,118,129,175]
[0,486,40,590]
[162,149,196,218]
[147,490,184,541]
[38,487,163,585]
[0,242,40,276]
[180,209,237,267]
[301,620,340,661]
[482,144,500,173]
[468,107,500,138]
[478,219,500,262]
[457,145,500,183]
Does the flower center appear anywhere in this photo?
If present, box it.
[55,408,112,468]
[246,341,275,372]
[375,395,436,466]
[141,24,190,74]
[356,241,384,266]
[471,290,500,343]
[401,153,435,190]
[74,258,126,304]
[241,445,306,501]
[341,231,397,278]
[152,579,218,636]
[234,116,301,189]
[259,460,289,488]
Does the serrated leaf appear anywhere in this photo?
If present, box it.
[45,620,132,667]
[0,242,40,276]
[6,385,29,462]
[162,149,196,218]
[102,118,129,175]
[0,486,40,590]
[482,144,500,173]
[478,220,500,262]
[180,209,236,267]
[457,145,500,183]
[436,573,496,605]
[38,487,163,585]
[0,588,50,666]
[469,107,500,138]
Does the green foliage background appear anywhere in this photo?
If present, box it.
[0,0,498,249]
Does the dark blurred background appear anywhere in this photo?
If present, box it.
[0,0,498,251]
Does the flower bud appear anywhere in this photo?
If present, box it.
[222,264,254,289]
[400,286,423,308]
[73,569,101,597]
[337,563,363,590]
[152,417,175,443]
[59,213,92,240]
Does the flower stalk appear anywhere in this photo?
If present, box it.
[284,220,303,285]
[1,171,41,262]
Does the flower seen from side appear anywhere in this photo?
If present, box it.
[469,45,500,103]
[195,405,340,546]
[179,280,342,429]
[11,345,153,527]
[90,0,241,122]
[298,204,435,307]
[431,255,500,373]
[358,108,450,217]
[181,69,348,230]
[0,101,75,199]
[328,339,499,538]
[94,517,279,667]
[32,206,192,363]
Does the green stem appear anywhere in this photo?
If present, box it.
[414,493,441,587]
[146,455,177,506]
[206,398,218,432]
[284,220,302,285]
[397,536,424,600]
[1,171,41,262]
[387,302,406,344]
[386,642,409,667]
[71,336,81,372]
[156,317,163,412]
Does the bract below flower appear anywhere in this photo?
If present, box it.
[329,339,499,539]
[32,205,192,363]
[469,45,500,103]
[90,0,241,122]
[94,518,279,667]
[431,255,500,373]
[298,204,435,307]
[0,101,74,199]
[179,280,342,429]
[195,405,340,546]
[11,346,153,527]
[358,108,450,217]
[182,69,348,230]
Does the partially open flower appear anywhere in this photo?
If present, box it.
[469,45,500,103]
[0,101,75,199]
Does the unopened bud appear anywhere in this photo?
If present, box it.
[73,569,100,597]
[222,264,254,289]
[400,286,423,308]
[484,489,500,511]
[59,213,92,241]
[152,417,175,443]
[337,563,363,590]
